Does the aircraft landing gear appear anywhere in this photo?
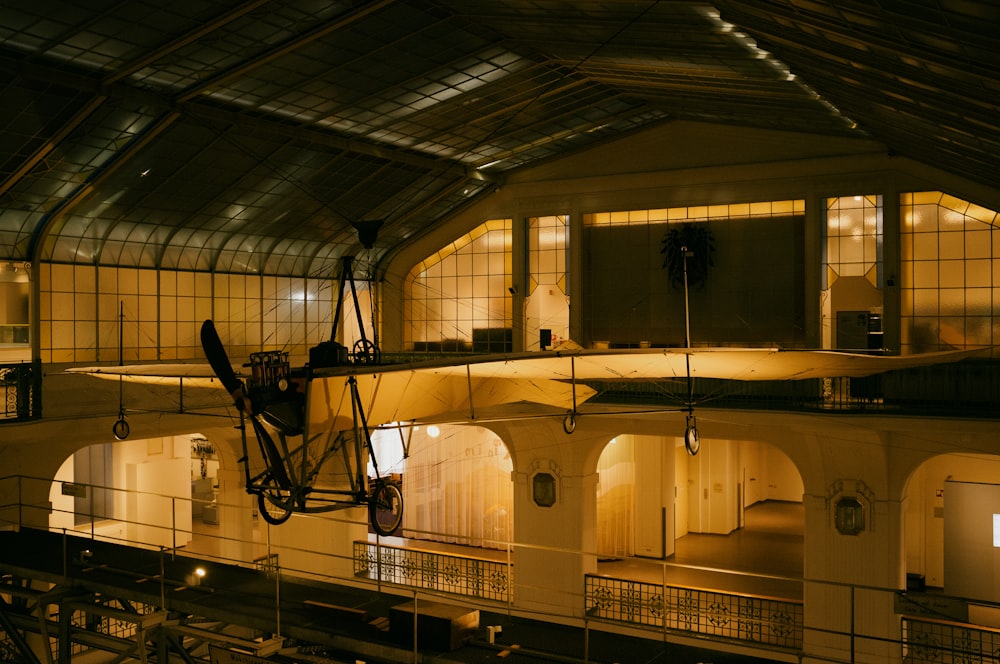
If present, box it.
[258,490,293,526]
[368,478,403,536]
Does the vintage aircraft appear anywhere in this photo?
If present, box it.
[68,260,992,533]
[70,320,992,535]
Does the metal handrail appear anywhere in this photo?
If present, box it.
[0,360,40,421]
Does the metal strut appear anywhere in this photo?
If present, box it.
[331,256,379,364]
[347,375,380,483]
[347,375,404,536]
[563,355,578,434]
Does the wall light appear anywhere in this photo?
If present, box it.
[185,566,207,586]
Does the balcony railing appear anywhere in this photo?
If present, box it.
[585,573,803,650]
[353,540,512,603]
[902,616,1000,664]
[0,360,41,421]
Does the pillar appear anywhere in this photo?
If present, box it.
[801,433,904,664]
[502,418,611,618]
[214,466,259,565]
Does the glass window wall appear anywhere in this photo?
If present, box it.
[583,200,805,348]
[821,195,884,351]
[404,219,512,353]
[900,192,999,353]
[527,215,569,350]
[38,264,334,363]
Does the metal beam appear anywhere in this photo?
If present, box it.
[0,597,43,664]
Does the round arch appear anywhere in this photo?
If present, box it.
[594,432,804,564]
[903,451,1000,596]
[47,426,244,554]
[370,422,514,549]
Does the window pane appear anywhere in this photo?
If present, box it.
[404,219,512,351]
[900,191,1000,353]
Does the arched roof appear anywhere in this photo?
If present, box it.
[0,0,996,276]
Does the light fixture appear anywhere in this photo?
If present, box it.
[184,566,207,587]
[426,425,440,438]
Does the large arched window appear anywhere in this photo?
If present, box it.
[900,192,999,353]
[403,219,512,353]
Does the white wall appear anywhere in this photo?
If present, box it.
[943,480,1000,602]
[765,443,805,502]
[688,438,739,535]
[112,435,194,548]
[633,435,676,558]
[49,456,76,531]
[674,442,690,538]
[905,453,1000,587]
[126,457,192,548]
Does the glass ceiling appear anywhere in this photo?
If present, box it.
[0,0,995,276]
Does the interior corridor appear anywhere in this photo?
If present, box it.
[596,500,804,599]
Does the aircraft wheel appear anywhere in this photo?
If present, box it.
[684,417,700,456]
[258,491,293,525]
[369,479,403,536]
[112,416,130,440]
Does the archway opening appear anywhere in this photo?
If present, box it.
[904,453,1000,601]
[595,434,804,589]
[49,432,238,555]
[370,423,513,549]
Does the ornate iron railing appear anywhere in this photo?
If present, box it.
[585,574,802,650]
[0,360,41,421]
[902,616,1000,664]
[354,540,512,603]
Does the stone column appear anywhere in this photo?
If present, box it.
[501,418,611,618]
[801,430,903,664]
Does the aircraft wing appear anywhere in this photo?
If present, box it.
[68,345,991,432]
[305,345,992,432]
[65,363,232,388]
[445,346,992,382]
[306,369,591,434]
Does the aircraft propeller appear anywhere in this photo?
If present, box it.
[200,319,292,490]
